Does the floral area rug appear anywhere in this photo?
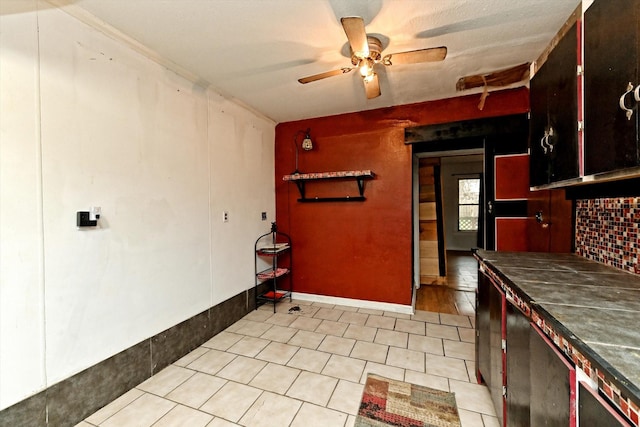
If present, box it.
[355,374,462,427]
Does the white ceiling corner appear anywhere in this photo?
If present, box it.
[49,0,581,123]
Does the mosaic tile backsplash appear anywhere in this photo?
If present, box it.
[575,197,639,274]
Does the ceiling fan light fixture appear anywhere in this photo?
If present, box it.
[363,72,375,83]
[359,58,375,78]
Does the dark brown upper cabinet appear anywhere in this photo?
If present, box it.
[529,21,580,187]
[584,0,640,175]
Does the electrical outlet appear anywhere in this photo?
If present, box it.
[261,212,267,221]
[90,206,101,221]
[223,211,229,222]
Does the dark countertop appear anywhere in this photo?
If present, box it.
[474,249,640,405]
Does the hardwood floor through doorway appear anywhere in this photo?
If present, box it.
[415,250,477,316]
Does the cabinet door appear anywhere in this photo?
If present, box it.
[584,0,640,175]
[526,188,573,253]
[493,154,530,252]
[476,271,491,384]
[489,279,505,426]
[529,21,580,185]
[483,124,529,252]
[530,61,552,186]
[476,270,505,426]
[579,382,632,426]
[530,324,576,427]
[505,302,531,427]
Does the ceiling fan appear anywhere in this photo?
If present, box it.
[298,17,447,99]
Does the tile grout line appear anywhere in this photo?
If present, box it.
[82,300,499,427]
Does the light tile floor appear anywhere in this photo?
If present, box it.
[77,300,499,427]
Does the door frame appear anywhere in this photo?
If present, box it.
[412,148,484,307]
[407,114,529,309]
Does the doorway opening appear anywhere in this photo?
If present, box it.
[413,152,483,315]
[407,113,531,314]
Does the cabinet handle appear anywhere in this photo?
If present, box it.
[634,84,640,102]
[619,82,635,120]
[540,127,554,154]
[540,134,548,154]
[546,127,554,153]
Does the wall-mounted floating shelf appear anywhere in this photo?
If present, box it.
[283,170,375,202]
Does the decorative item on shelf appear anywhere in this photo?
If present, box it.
[292,128,313,174]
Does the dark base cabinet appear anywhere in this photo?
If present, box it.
[489,281,505,426]
[530,324,576,427]
[475,251,639,427]
[579,382,632,426]
[506,303,531,427]
[476,271,505,426]
[477,272,491,384]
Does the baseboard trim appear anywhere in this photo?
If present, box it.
[292,292,414,315]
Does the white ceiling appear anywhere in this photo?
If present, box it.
[53,0,580,123]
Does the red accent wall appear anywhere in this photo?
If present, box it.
[275,88,529,306]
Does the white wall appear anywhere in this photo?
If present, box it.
[441,156,483,251]
[0,1,275,410]
[0,0,46,411]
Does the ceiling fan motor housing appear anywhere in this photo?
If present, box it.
[350,36,383,65]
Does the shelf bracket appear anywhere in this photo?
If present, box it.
[356,177,367,197]
[294,180,306,199]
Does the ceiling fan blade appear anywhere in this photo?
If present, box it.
[341,17,369,58]
[382,47,447,66]
[456,62,530,91]
[298,67,354,84]
[364,73,381,99]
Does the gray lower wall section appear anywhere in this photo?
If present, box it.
[0,287,259,427]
